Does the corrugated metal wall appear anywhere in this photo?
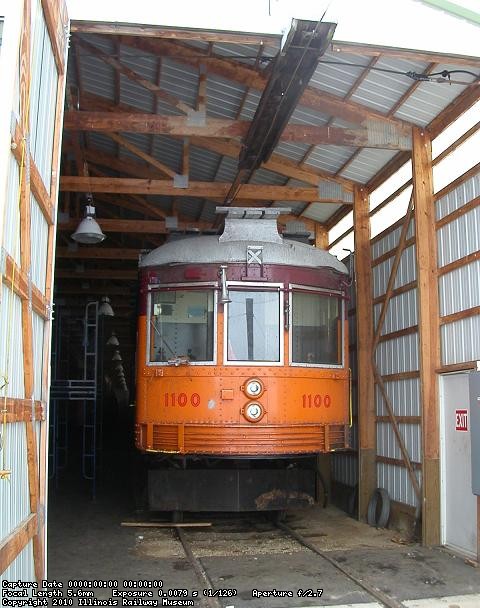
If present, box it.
[371,219,421,508]
[436,171,480,366]
[0,0,68,584]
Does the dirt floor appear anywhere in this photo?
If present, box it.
[47,452,480,608]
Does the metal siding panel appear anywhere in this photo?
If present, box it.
[377,462,420,507]
[441,316,480,366]
[375,378,420,417]
[4,154,21,265]
[331,452,358,486]
[0,423,31,541]
[375,332,419,376]
[32,312,45,401]
[437,206,480,267]
[0,540,35,587]
[0,285,25,398]
[435,172,480,221]
[30,194,48,292]
[374,288,418,335]
[30,14,58,188]
[439,260,480,317]
[376,422,421,463]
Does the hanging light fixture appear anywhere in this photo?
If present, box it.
[98,296,114,317]
[112,350,122,362]
[106,331,120,347]
[71,195,106,244]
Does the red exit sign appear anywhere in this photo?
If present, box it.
[455,409,468,432]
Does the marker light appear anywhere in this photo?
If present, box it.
[244,378,264,398]
[242,402,265,423]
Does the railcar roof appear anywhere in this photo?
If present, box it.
[140,234,348,274]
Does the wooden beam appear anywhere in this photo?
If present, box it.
[412,127,440,546]
[105,132,177,178]
[60,177,349,202]
[0,514,37,575]
[75,92,357,190]
[70,21,281,47]
[56,247,141,260]
[41,0,68,73]
[64,111,412,149]
[2,254,50,320]
[55,269,138,280]
[353,185,375,521]
[58,218,200,234]
[3,399,45,423]
[75,37,194,115]
[331,41,480,68]
[26,421,44,581]
[83,147,172,181]
[12,123,55,225]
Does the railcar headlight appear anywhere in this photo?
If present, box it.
[242,402,265,423]
[244,378,264,398]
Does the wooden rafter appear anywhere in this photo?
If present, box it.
[70,21,282,47]
[64,110,412,149]
[60,176,354,202]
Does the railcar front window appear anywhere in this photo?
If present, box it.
[150,290,214,363]
[292,292,342,366]
[227,290,280,362]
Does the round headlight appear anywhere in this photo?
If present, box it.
[244,378,264,398]
[243,402,265,423]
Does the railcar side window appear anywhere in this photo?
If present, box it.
[227,290,280,362]
[292,292,342,366]
[150,290,214,363]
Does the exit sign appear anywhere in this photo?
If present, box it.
[455,409,468,432]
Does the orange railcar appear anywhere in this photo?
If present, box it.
[135,208,351,512]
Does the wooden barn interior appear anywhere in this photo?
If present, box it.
[1,0,480,592]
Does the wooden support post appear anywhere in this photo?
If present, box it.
[353,185,375,519]
[412,127,440,546]
[314,224,328,249]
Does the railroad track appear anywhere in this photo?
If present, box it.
[172,514,407,608]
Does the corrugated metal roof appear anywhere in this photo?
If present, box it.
[302,202,346,223]
[67,29,478,229]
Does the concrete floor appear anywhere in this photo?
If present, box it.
[47,458,480,608]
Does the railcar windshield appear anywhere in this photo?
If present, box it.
[149,289,215,363]
[291,291,343,366]
[226,289,281,363]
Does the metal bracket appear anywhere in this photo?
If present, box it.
[186,109,206,127]
[173,174,189,189]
